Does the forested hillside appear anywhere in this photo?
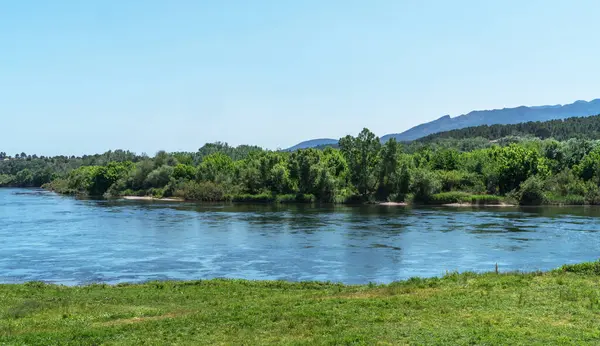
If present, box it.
[383,98,600,142]
[4,127,600,206]
[420,114,600,143]
[286,99,600,150]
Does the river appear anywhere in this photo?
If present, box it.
[1,188,599,285]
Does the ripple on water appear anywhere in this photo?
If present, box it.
[3,189,600,284]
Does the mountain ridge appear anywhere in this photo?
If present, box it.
[286,98,600,150]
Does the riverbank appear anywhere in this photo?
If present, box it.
[122,196,185,202]
[2,262,599,345]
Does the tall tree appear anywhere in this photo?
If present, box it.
[339,128,381,197]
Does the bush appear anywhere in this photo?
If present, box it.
[173,181,226,201]
[563,195,586,205]
[556,261,600,275]
[43,178,77,195]
[232,193,275,203]
[333,188,359,204]
[0,174,14,187]
[437,171,484,193]
[275,194,316,203]
[469,195,503,205]
[429,192,471,204]
[585,183,600,205]
[410,169,441,203]
[428,192,503,205]
[148,188,165,198]
[144,165,174,189]
[518,176,547,205]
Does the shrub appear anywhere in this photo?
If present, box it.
[429,192,471,204]
[174,181,226,201]
[0,174,14,187]
[43,178,77,195]
[428,192,503,205]
[437,170,463,192]
[275,194,316,203]
[585,182,600,205]
[334,188,359,204]
[556,261,600,275]
[469,195,503,205]
[518,176,547,205]
[148,188,165,198]
[144,165,174,189]
[232,193,275,203]
[563,195,586,205]
[410,169,441,203]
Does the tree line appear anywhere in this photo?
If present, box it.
[4,127,600,205]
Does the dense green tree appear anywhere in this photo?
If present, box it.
[14,169,34,187]
[197,153,234,184]
[145,165,174,189]
[491,144,542,194]
[339,128,381,197]
[172,164,196,181]
[376,139,400,199]
[431,149,460,171]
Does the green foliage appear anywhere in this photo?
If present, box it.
[339,128,381,197]
[0,174,14,186]
[145,165,174,189]
[574,147,600,183]
[232,193,275,203]
[429,191,472,204]
[173,181,226,201]
[172,164,196,181]
[556,260,600,275]
[492,144,542,194]
[410,169,442,203]
[468,195,504,205]
[275,194,316,203]
[197,153,234,183]
[8,122,600,206]
[431,149,460,171]
[437,170,485,193]
[14,169,33,187]
[518,176,547,205]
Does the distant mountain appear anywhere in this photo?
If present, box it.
[419,114,600,143]
[287,98,600,150]
[285,138,338,151]
[381,99,600,142]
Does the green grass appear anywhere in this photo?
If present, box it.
[429,192,504,205]
[2,264,600,345]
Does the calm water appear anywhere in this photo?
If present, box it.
[1,188,600,285]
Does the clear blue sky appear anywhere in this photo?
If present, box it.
[2,0,600,156]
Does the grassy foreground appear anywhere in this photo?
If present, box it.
[2,263,600,345]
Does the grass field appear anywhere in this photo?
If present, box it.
[2,262,600,345]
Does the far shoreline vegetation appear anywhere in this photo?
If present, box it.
[3,114,600,206]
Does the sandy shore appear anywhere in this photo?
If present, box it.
[122,196,185,202]
[442,203,516,207]
[379,202,408,206]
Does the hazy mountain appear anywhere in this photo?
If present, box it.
[381,99,600,142]
[285,138,338,151]
[286,99,600,150]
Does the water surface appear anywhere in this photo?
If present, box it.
[1,188,599,285]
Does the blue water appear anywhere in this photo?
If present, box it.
[1,188,599,285]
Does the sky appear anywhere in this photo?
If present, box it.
[1,0,600,156]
